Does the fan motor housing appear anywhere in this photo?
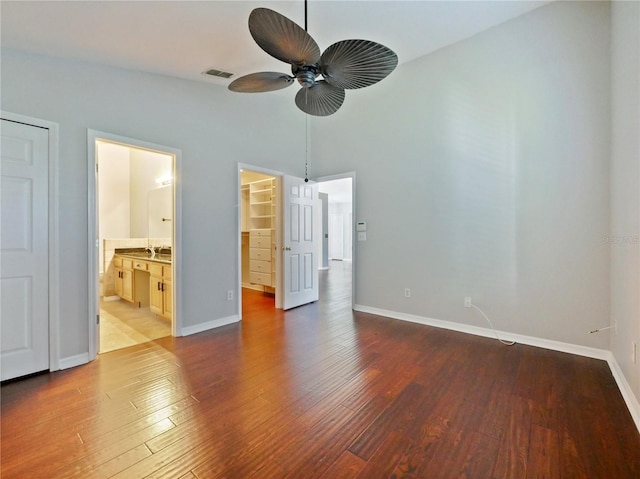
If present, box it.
[292,65,319,88]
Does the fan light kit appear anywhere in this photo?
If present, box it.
[228,4,398,116]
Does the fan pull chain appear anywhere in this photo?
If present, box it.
[304,113,309,182]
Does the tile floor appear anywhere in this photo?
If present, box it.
[99,298,171,353]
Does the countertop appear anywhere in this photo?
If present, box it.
[115,250,172,265]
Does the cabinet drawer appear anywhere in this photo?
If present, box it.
[250,229,271,237]
[249,248,271,260]
[249,235,271,248]
[249,271,271,286]
[122,258,133,269]
[133,260,148,271]
[250,259,271,273]
[149,263,163,277]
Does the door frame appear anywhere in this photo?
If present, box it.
[237,163,285,318]
[1,110,61,372]
[314,171,356,310]
[237,165,357,316]
[87,130,183,360]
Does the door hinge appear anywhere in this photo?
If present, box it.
[96,314,100,324]
[96,163,99,174]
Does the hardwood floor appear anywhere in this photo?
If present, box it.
[2,261,639,478]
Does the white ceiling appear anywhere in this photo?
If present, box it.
[1,1,552,89]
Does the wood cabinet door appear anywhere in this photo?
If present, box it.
[122,269,134,302]
[114,267,123,297]
[163,281,173,318]
[150,275,163,315]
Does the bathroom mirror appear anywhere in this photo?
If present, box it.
[148,185,172,238]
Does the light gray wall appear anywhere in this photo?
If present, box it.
[2,2,632,400]
[311,0,611,349]
[1,50,307,359]
[610,0,640,401]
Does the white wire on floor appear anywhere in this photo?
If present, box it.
[470,303,516,346]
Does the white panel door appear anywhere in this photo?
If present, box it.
[283,175,319,310]
[1,119,49,381]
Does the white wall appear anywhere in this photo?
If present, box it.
[97,142,131,274]
[319,178,353,261]
[1,49,306,360]
[328,203,353,261]
[610,0,640,402]
[312,0,611,349]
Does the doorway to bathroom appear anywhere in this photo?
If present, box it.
[88,131,181,357]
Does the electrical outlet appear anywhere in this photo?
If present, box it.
[464,297,472,308]
[404,288,411,298]
[226,290,233,301]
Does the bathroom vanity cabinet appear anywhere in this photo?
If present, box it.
[149,263,172,319]
[113,253,172,320]
[113,257,134,303]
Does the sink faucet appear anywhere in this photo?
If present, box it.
[146,247,155,258]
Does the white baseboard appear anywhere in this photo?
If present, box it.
[180,315,239,337]
[58,352,90,371]
[354,304,639,433]
[606,353,640,433]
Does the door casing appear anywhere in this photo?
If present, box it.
[87,130,183,360]
[237,165,357,317]
[1,111,60,374]
[315,171,356,310]
[237,164,285,317]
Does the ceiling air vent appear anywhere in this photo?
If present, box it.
[204,68,234,79]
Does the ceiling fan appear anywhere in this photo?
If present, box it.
[228,4,398,116]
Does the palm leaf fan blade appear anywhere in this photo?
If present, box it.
[320,40,398,90]
[249,8,321,66]
[295,81,345,116]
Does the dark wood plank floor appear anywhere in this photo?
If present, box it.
[2,261,639,478]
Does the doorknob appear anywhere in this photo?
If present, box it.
[282,246,291,251]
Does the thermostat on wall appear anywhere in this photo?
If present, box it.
[356,221,367,232]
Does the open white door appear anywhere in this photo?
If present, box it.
[1,119,50,381]
[282,175,319,310]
